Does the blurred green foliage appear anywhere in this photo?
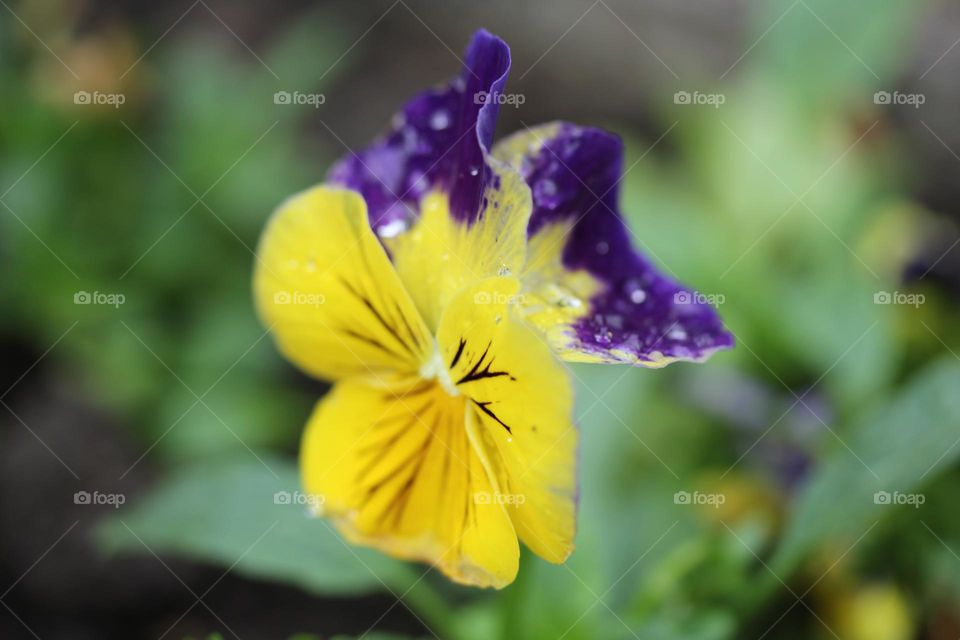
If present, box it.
[3,1,960,639]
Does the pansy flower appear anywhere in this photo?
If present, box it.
[254,30,731,588]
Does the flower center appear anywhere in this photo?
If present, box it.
[419,342,460,397]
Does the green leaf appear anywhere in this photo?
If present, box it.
[752,0,927,97]
[97,454,417,595]
[771,357,960,575]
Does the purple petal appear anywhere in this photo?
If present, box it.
[329,30,510,233]
[504,123,733,365]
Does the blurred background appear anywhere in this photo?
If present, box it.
[3,0,960,638]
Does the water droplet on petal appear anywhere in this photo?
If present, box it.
[377,218,408,239]
[593,329,613,346]
[429,109,451,130]
[557,294,582,309]
[623,278,645,302]
[408,170,428,193]
[596,241,609,255]
[534,178,560,208]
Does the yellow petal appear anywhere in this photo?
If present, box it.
[388,164,532,331]
[492,124,604,362]
[436,276,578,563]
[301,375,519,588]
[254,185,432,381]
[518,220,604,361]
